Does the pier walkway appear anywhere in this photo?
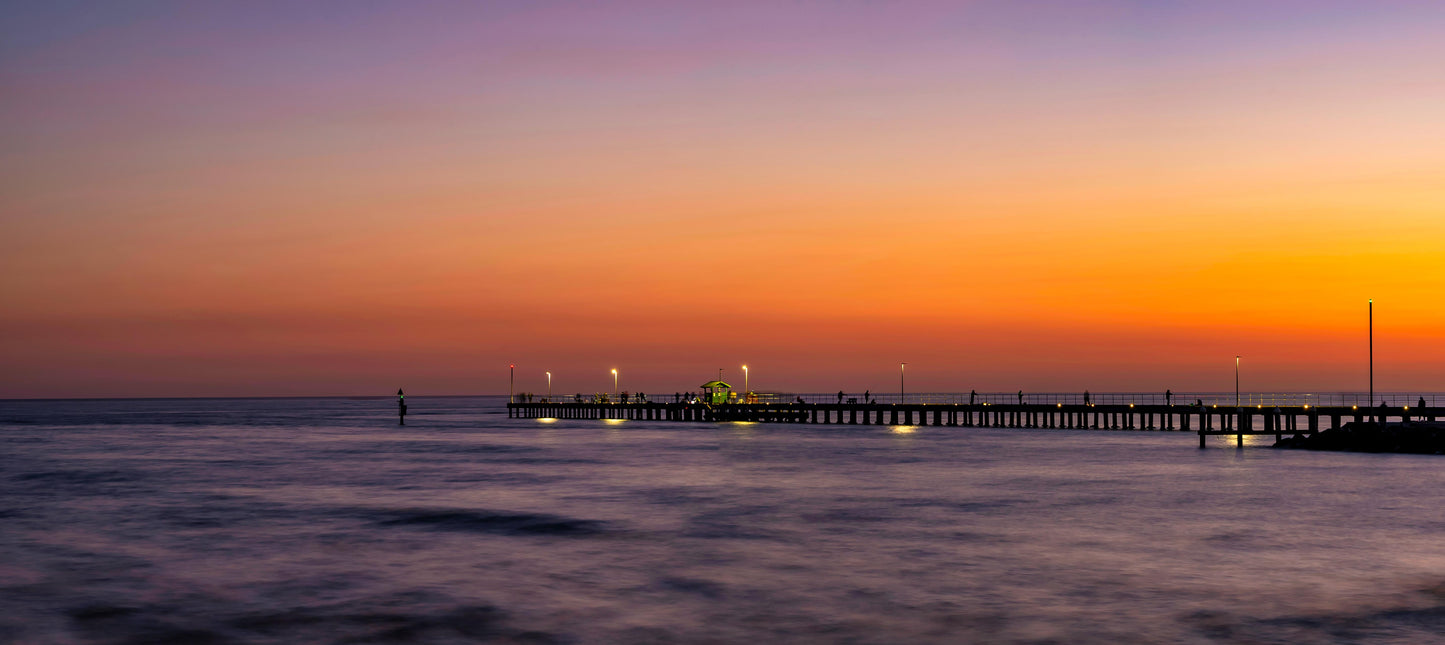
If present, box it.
[507,401,1442,448]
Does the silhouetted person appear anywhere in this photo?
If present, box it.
[1165,389,1173,406]
[837,390,844,404]
[397,388,407,426]
[1017,390,1023,404]
[1084,390,1091,405]
[864,389,870,403]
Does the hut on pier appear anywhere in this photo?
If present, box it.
[700,380,733,405]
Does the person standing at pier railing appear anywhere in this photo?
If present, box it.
[1165,389,1172,406]
[1084,390,1091,405]
[1018,390,1024,404]
[970,390,977,405]
[837,390,844,404]
[864,390,870,404]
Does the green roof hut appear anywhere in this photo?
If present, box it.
[700,380,732,405]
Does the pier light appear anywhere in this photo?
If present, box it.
[1304,405,1309,409]
[611,368,618,398]
[1235,356,1241,407]
[1405,406,1410,411]
[1129,404,1135,408]
[1352,405,1358,410]
[742,365,748,394]
[1257,405,1262,409]
[1057,403,1062,408]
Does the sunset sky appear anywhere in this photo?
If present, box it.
[3,1,1443,398]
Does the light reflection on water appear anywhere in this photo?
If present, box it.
[2,396,1444,644]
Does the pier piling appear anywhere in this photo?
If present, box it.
[505,400,1434,449]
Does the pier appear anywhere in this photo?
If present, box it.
[507,401,1441,448]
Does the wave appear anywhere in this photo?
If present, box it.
[373,508,608,537]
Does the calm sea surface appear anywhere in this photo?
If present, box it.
[2,396,1444,644]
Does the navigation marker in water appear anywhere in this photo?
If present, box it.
[398,388,407,426]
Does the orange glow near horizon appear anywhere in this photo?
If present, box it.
[2,3,1443,398]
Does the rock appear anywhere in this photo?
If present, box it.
[1273,421,1445,454]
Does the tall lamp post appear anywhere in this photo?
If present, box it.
[611,369,618,401]
[900,362,907,404]
[1234,356,1240,407]
[1369,299,1374,409]
[509,364,515,404]
[742,365,749,396]
[546,371,552,400]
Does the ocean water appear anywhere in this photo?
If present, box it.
[2,396,1444,644]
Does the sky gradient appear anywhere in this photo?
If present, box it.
[3,1,1443,398]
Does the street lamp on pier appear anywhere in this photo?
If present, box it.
[1235,356,1240,407]
[611,369,618,400]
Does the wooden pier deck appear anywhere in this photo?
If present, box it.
[507,401,1441,448]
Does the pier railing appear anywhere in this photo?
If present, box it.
[540,392,1441,407]
[731,392,1441,407]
